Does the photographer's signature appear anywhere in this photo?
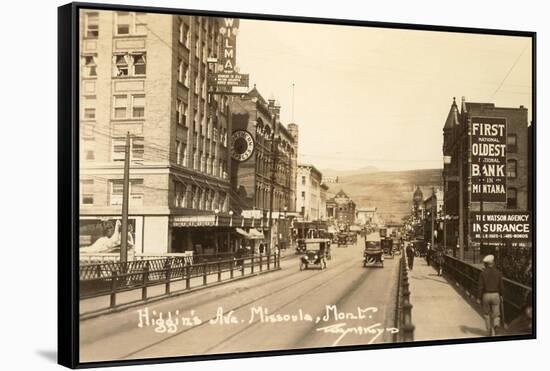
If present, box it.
[316,322,399,346]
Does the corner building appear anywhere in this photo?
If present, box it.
[79,11,236,254]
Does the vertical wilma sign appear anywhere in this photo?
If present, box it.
[470,117,507,202]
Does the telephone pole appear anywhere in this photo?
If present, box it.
[431,186,435,249]
[120,131,131,263]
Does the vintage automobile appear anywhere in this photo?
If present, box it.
[381,238,394,258]
[364,232,384,268]
[337,233,348,247]
[295,238,307,254]
[299,239,330,270]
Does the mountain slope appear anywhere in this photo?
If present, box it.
[326,168,442,223]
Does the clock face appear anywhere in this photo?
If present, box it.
[231,130,255,162]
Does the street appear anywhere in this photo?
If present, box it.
[80,238,400,362]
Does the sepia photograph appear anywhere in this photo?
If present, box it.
[67,4,534,367]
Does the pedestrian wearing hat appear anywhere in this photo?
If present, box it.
[478,255,504,336]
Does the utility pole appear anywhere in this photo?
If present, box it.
[431,186,435,249]
[268,133,278,253]
[478,174,484,264]
[458,125,465,261]
[120,131,131,263]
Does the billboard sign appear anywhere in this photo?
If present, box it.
[210,72,249,87]
[470,117,507,202]
[470,211,531,242]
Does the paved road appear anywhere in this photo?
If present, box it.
[80,238,400,363]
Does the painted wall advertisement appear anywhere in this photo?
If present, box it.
[470,116,507,202]
[470,211,531,242]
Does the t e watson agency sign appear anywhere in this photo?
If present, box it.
[470,117,507,202]
[470,211,531,242]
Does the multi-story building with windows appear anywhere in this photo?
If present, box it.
[442,97,531,251]
[296,164,324,221]
[326,190,356,226]
[79,11,236,255]
[229,87,298,249]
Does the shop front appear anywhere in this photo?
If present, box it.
[169,214,269,256]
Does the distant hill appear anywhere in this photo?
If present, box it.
[321,166,379,178]
[325,168,442,224]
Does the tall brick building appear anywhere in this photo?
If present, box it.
[79,11,237,254]
[442,97,531,252]
[229,87,298,249]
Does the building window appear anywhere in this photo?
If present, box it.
[507,187,518,209]
[174,181,186,208]
[132,54,146,75]
[135,13,147,35]
[116,12,131,35]
[112,136,144,162]
[176,99,188,126]
[184,64,190,87]
[179,21,190,48]
[132,94,145,118]
[83,96,96,119]
[176,140,182,164]
[80,179,94,205]
[113,53,146,77]
[507,134,518,153]
[82,124,94,138]
[301,191,306,198]
[507,159,518,178]
[110,179,143,206]
[182,143,187,166]
[202,78,207,99]
[114,55,129,76]
[85,12,99,38]
[301,176,306,185]
[194,73,199,95]
[83,55,97,77]
[113,95,127,118]
[115,12,147,36]
[85,150,95,161]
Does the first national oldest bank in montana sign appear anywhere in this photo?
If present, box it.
[470,117,507,202]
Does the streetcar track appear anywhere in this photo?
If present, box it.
[203,260,374,353]
[81,254,314,344]
[120,254,362,359]
[290,258,400,348]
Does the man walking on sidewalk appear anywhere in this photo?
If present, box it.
[406,243,416,270]
[478,254,504,336]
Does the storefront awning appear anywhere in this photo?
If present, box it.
[236,228,249,237]
[248,228,265,240]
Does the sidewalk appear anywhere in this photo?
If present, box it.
[407,257,487,341]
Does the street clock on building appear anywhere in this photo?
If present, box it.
[231,130,255,162]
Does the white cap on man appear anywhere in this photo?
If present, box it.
[482,254,495,264]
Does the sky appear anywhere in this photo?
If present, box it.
[235,19,532,171]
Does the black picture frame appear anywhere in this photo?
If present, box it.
[58,2,536,368]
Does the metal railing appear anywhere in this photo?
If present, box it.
[395,254,415,342]
[79,251,239,265]
[79,253,280,312]
[443,254,532,321]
